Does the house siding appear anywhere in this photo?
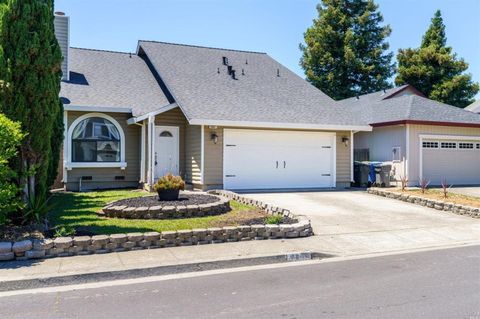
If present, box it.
[65,111,140,191]
[185,125,202,185]
[407,124,480,185]
[202,126,352,190]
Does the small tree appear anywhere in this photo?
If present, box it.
[0,114,25,224]
[420,178,430,194]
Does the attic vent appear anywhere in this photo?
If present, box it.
[241,69,245,76]
[222,57,229,65]
[231,70,236,80]
[245,59,248,65]
[81,176,93,181]
[227,65,233,75]
[277,69,280,77]
[115,176,125,181]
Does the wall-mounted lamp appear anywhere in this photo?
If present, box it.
[208,125,218,130]
[342,136,350,147]
[210,132,218,144]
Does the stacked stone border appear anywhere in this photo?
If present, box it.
[367,187,480,218]
[100,194,230,219]
[0,191,312,262]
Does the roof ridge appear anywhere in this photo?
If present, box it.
[70,47,135,56]
[138,40,267,55]
[405,94,415,119]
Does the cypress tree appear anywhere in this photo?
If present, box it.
[0,0,62,202]
[395,10,479,108]
[300,0,395,100]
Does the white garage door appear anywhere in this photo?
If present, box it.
[223,129,335,190]
[422,139,480,185]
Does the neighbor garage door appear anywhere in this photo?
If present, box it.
[421,139,480,185]
[223,129,335,190]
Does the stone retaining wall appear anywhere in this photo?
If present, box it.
[367,188,480,218]
[101,196,230,219]
[0,191,313,262]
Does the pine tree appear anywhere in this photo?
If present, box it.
[300,0,395,100]
[0,0,62,202]
[395,10,479,108]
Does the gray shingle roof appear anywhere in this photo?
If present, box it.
[338,86,480,125]
[60,48,170,116]
[137,41,367,128]
[465,100,480,113]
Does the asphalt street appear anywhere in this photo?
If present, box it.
[1,245,479,319]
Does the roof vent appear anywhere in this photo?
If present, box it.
[356,95,360,100]
[241,69,245,76]
[227,65,233,75]
[231,70,237,80]
[222,57,229,66]
[54,11,65,16]
[277,69,280,77]
[217,67,220,74]
[129,52,132,58]
[245,59,248,65]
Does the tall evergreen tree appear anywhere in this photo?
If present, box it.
[300,0,395,100]
[395,10,479,108]
[0,0,62,202]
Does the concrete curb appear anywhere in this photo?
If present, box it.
[0,251,333,292]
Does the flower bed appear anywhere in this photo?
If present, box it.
[100,192,230,219]
[367,187,480,218]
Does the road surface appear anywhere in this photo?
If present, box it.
[1,245,479,319]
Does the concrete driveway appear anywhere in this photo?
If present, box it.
[244,190,480,255]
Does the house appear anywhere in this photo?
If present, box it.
[54,13,480,191]
[342,86,480,186]
[466,100,480,114]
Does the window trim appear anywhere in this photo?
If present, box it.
[66,113,126,170]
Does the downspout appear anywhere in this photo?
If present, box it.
[351,130,357,183]
[133,121,146,184]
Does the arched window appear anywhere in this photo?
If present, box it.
[72,117,121,162]
[159,131,173,137]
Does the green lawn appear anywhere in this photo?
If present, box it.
[49,189,260,235]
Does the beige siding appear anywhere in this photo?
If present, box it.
[336,131,352,185]
[202,127,352,189]
[54,15,69,80]
[408,124,480,184]
[66,111,140,190]
[185,125,202,184]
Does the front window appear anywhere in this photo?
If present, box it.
[72,117,120,162]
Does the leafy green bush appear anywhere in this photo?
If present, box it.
[0,114,25,225]
[264,214,283,225]
[22,195,53,224]
[153,174,185,191]
[53,225,76,237]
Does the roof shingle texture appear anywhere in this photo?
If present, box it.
[60,48,170,116]
[338,86,480,125]
[138,41,365,126]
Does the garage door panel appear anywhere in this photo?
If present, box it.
[224,129,335,190]
[422,140,480,185]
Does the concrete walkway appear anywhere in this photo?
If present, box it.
[1,190,479,282]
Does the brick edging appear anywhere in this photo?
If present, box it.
[0,191,313,262]
[367,188,480,218]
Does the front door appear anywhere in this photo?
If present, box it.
[154,126,179,179]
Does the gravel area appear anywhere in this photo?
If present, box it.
[110,193,221,208]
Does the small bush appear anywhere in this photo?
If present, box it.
[22,195,54,224]
[441,178,452,199]
[420,178,430,194]
[153,174,185,191]
[53,225,76,237]
[265,214,283,225]
[0,114,25,225]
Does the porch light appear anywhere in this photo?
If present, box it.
[210,132,218,144]
[342,136,349,147]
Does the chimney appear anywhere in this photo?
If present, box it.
[54,12,70,81]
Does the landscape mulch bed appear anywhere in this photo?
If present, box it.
[390,188,480,208]
[110,193,220,208]
[209,209,297,228]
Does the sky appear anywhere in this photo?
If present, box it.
[56,0,480,98]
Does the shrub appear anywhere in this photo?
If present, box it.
[420,178,430,194]
[22,195,54,224]
[265,214,283,225]
[400,175,409,192]
[0,114,25,225]
[153,174,185,192]
[441,178,452,199]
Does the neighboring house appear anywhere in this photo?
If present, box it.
[341,86,480,186]
[466,100,480,113]
[54,13,480,191]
